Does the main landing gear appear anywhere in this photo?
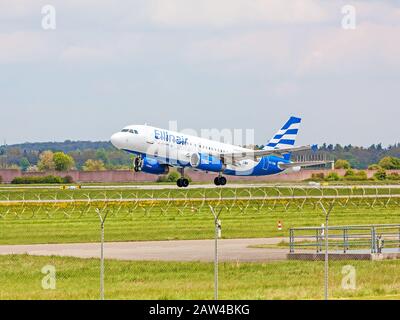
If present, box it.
[177,167,190,188]
[214,175,227,186]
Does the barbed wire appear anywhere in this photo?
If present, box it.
[0,186,399,220]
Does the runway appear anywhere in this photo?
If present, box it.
[0,238,288,262]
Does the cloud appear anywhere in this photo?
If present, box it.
[0,31,56,63]
[297,23,400,75]
[148,0,331,28]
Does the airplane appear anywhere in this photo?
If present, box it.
[110,116,326,187]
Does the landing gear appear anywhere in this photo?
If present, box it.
[134,156,142,172]
[214,175,227,186]
[177,178,189,188]
[176,167,190,188]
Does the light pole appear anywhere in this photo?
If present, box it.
[319,201,334,301]
[209,205,223,301]
[96,208,109,301]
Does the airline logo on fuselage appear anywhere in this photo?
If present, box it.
[154,129,188,145]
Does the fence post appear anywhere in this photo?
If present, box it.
[398,226,400,249]
[371,226,376,254]
[319,201,334,301]
[209,205,223,301]
[96,208,109,301]
[315,228,318,253]
[289,228,294,253]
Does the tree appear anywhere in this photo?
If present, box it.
[378,156,400,170]
[334,159,351,169]
[53,152,75,171]
[37,151,55,171]
[95,148,110,165]
[82,159,106,171]
[368,164,382,170]
[19,157,31,172]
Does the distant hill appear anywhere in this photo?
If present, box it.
[5,141,114,153]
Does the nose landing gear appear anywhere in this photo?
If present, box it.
[214,175,227,186]
[134,156,143,172]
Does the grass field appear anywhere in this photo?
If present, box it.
[0,205,399,245]
[0,255,399,300]
[1,185,400,201]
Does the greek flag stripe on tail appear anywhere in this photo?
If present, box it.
[264,116,302,150]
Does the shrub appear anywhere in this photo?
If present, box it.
[11,175,65,184]
[334,159,351,169]
[378,156,400,170]
[343,169,367,181]
[156,175,169,183]
[310,173,325,181]
[167,171,181,182]
[157,172,192,183]
[374,169,387,181]
[387,172,400,181]
[325,172,340,181]
[353,170,367,181]
[63,175,74,184]
[0,175,2,184]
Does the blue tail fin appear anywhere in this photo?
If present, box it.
[264,116,302,160]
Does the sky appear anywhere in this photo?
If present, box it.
[0,0,399,147]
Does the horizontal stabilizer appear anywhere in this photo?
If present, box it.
[221,145,313,163]
[279,161,329,169]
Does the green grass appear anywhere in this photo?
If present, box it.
[1,185,400,201]
[0,205,399,245]
[0,255,399,300]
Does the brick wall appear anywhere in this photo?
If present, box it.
[0,168,399,184]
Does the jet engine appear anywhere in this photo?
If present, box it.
[140,156,169,175]
[190,153,225,172]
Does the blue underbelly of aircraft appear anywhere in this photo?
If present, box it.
[123,149,287,176]
[223,156,285,176]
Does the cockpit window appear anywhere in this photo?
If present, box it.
[122,129,139,134]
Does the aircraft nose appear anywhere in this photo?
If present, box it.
[111,132,125,149]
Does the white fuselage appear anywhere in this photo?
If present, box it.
[111,124,259,172]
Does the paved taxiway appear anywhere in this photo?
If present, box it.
[0,238,287,262]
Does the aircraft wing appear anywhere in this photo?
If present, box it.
[221,145,315,163]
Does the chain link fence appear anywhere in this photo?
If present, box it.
[0,185,399,299]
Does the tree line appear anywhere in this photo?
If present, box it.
[0,141,399,172]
